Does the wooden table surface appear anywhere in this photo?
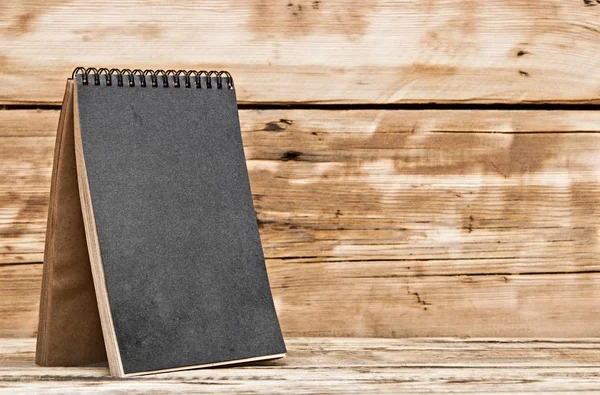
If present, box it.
[1,337,600,394]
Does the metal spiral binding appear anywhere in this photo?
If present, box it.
[72,67,234,90]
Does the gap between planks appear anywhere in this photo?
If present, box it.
[7,103,600,111]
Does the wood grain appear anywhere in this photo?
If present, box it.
[0,110,55,265]
[1,1,600,105]
[2,109,600,338]
[0,265,40,338]
[1,337,600,393]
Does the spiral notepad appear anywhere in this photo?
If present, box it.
[36,67,286,377]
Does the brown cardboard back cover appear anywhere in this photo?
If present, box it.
[35,80,106,366]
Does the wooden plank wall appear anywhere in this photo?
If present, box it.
[1,0,600,338]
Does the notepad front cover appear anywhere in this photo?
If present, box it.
[74,74,286,376]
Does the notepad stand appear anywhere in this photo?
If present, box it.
[36,69,285,377]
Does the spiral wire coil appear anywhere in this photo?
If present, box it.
[72,67,234,90]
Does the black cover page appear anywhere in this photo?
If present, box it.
[75,73,286,375]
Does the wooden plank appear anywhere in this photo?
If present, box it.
[1,1,600,105]
[5,337,600,366]
[3,109,600,337]
[4,263,600,338]
[0,265,40,338]
[0,110,55,265]
[1,338,600,393]
[4,109,600,266]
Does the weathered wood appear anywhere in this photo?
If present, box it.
[6,337,600,367]
[5,263,600,338]
[1,337,600,393]
[3,109,600,338]
[0,110,55,264]
[0,265,40,338]
[1,1,600,105]
[4,109,600,266]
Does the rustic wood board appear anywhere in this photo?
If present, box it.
[2,109,600,338]
[1,337,600,393]
[5,263,600,338]
[1,1,600,105]
[0,265,40,338]
[0,110,55,264]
